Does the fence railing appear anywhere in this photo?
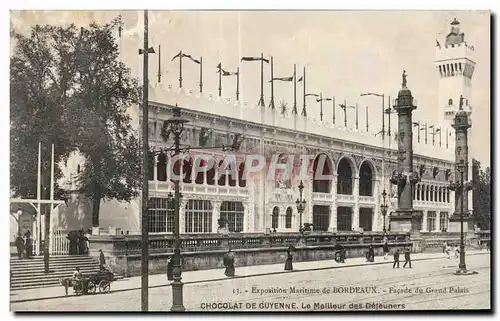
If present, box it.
[50,230,70,255]
[94,231,412,255]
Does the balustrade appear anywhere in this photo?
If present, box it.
[105,231,412,254]
[148,181,249,196]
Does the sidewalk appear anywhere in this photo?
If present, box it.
[10,250,489,303]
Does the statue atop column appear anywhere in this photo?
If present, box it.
[402,70,408,89]
[459,95,464,110]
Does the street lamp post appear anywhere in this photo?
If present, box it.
[160,107,244,310]
[295,181,306,235]
[447,160,474,275]
[164,108,189,312]
[381,189,388,234]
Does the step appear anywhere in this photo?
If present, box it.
[11,269,101,281]
[10,261,99,269]
[10,257,97,264]
[11,259,99,267]
[11,265,100,275]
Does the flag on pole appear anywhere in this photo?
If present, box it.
[183,53,201,64]
[241,56,270,64]
[269,76,293,82]
[172,51,181,61]
[217,63,238,76]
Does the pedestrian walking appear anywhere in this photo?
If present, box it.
[24,231,32,259]
[223,249,235,277]
[367,244,375,262]
[403,248,412,268]
[455,246,460,263]
[166,256,174,281]
[284,245,294,271]
[15,234,24,259]
[393,249,400,268]
[99,249,106,270]
[442,241,447,253]
[383,242,389,260]
[445,243,451,259]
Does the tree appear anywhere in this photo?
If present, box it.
[10,24,79,203]
[10,18,142,227]
[472,159,491,230]
[70,21,142,227]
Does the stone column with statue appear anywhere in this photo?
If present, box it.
[448,95,473,233]
[389,71,423,235]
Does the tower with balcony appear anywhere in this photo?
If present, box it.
[435,18,475,218]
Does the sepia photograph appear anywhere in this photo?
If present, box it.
[8,8,491,312]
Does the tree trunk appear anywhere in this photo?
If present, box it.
[92,194,101,228]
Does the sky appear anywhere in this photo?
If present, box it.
[10,10,491,166]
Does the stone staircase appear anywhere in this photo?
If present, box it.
[10,255,122,290]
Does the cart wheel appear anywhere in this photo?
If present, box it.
[88,280,97,294]
[98,280,110,293]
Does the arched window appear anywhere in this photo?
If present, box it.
[337,158,353,195]
[182,158,193,184]
[185,200,212,233]
[207,160,215,185]
[195,157,206,184]
[170,157,182,183]
[359,161,373,196]
[238,163,246,187]
[434,186,438,202]
[148,197,175,233]
[416,184,420,200]
[312,154,333,193]
[217,160,226,186]
[285,207,293,229]
[448,99,453,106]
[272,207,279,229]
[425,185,429,201]
[148,151,154,181]
[438,187,442,202]
[447,190,450,203]
[220,201,244,232]
[157,152,167,182]
[430,186,434,202]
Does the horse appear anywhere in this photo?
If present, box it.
[59,277,75,296]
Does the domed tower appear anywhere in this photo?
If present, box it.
[435,18,475,148]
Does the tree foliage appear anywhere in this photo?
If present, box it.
[10,18,142,226]
[472,159,491,230]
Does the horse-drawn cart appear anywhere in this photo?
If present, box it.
[60,270,117,296]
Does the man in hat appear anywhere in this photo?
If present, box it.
[223,249,235,277]
[393,249,400,268]
[403,248,412,268]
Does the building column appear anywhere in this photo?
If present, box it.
[353,175,360,230]
[421,210,428,232]
[154,155,158,190]
[307,179,314,225]
[212,200,221,233]
[373,179,380,231]
[330,174,338,231]
[180,199,187,234]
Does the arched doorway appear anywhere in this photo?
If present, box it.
[312,154,333,193]
[337,158,354,195]
[271,207,279,229]
[285,207,293,229]
[359,161,374,196]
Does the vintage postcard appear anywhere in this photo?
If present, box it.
[9,10,491,312]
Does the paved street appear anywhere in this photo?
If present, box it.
[11,252,490,311]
